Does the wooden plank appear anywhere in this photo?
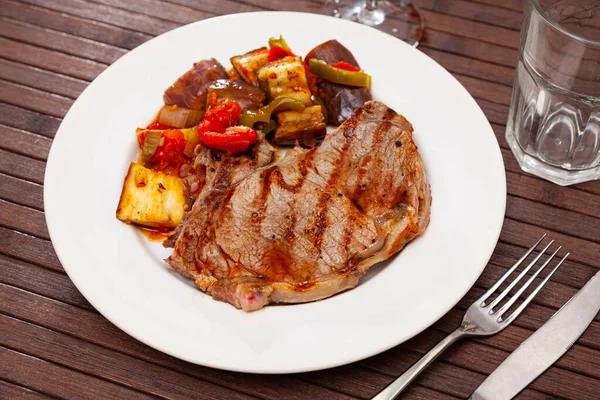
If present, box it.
[0,199,49,239]
[0,379,52,400]
[423,29,519,67]
[0,0,150,49]
[20,0,179,36]
[301,365,460,400]
[91,0,216,24]
[453,73,512,105]
[0,283,357,400]
[506,195,600,243]
[0,80,72,119]
[574,180,600,195]
[167,0,260,15]
[501,218,600,268]
[477,98,509,126]
[0,103,60,139]
[0,227,62,272]
[0,314,261,400]
[0,58,87,99]
[0,254,93,311]
[0,345,154,400]
[506,171,600,219]
[0,124,52,161]
[417,0,522,30]
[0,149,46,184]
[0,37,104,82]
[0,173,44,211]
[420,47,514,86]
[0,16,127,65]
[469,0,524,12]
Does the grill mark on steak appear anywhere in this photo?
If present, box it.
[350,119,392,205]
[342,213,355,256]
[252,167,274,227]
[312,191,331,255]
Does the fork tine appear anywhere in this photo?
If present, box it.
[494,246,561,318]
[477,234,547,306]
[501,253,569,324]
[487,239,554,311]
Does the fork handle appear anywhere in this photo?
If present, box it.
[372,328,466,400]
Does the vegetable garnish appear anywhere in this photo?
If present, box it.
[268,35,291,51]
[146,122,172,130]
[197,97,256,153]
[268,46,295,62]
[198,126,257,153]
[239,97,306,128]
[330,61,360,72]
[308,59,372,89]
[140,130,162,165]
[139,129,187,172]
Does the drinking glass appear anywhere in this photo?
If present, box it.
[506,0,600,185]
[322,0,424,47]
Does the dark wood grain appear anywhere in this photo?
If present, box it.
[0,0,151,49]
[0,1,598,399]
[0,379,53,400]
[0,37,106,81]
[0,58,87,99]
[0,345,154,400]
[0,173,44,211]
[0,148,46,184]
[0,16,127,64]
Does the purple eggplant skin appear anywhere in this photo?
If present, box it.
[206,79,266,111]
[319,83,372,125]
[305,40,372,125]
[163,58,228,111]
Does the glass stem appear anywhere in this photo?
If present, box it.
[366,0,378,11]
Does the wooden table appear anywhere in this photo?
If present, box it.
[0,1,598,399]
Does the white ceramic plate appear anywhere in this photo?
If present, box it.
[44,12,506,373]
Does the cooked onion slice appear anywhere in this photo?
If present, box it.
[158,105,203,128]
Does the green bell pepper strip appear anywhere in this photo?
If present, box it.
[308,59,372,90]
[268,35,291,51]
[239,98,306,128]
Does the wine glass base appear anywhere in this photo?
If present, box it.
[323,0,424,47]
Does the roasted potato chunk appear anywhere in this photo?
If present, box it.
[274,105,327,145]
[258,56,312,106]
[230,47,270,86]
[116,163,187,229]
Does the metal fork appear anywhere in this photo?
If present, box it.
[372,234,569,400]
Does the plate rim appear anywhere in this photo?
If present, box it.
[44,11,507,374]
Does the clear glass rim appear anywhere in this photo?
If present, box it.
[529,0,600,47]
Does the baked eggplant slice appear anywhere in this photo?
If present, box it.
[274,105,326,145]
[258,56,312,106]
[230,47,270,86]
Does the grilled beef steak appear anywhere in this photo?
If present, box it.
[166,101,431,311]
